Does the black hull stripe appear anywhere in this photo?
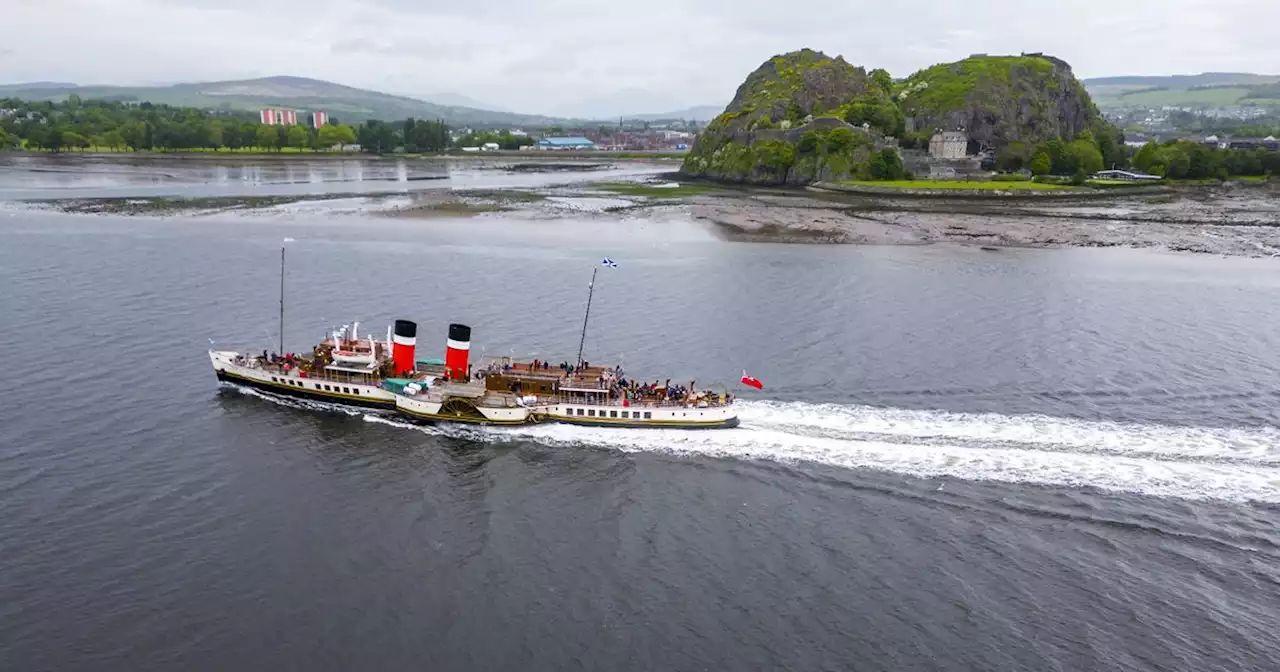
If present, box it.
[216,370,394,409]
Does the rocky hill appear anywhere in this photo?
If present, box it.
[682,50,1116,185]
[898,55,1102,150]
[680,49,904,185]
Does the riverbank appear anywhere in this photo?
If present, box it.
[6,153,1279,258]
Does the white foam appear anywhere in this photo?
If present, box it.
[477,406,1280,503]
[235,385,1280,503]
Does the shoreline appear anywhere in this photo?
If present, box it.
[7,169,1280,258]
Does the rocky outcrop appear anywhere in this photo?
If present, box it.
[898,55,1103,150]
[682,50,1113,186]
[680,49,900,185]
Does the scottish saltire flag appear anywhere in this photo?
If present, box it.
[601,257,618,267]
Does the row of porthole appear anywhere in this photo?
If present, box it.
[269,376,360,395]
[564,408,653,419]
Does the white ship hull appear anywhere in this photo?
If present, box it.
[209,350,396,408]
[532,400,739,429]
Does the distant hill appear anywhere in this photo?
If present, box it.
[623,105,723,122]
[424,91,508,112]
[1082,72,1280,109]
[0,76,575,126]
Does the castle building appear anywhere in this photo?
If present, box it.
[929,130,969,159]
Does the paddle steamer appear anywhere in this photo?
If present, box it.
[210,245,740,429]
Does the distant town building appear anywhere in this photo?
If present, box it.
[481,142,500,151]
[929,130,969,159]
[1093,169,1162,181]
[536,136,595,150]
[260,108,297,125]
[1228,136,1280,151]
[312,111,328,128]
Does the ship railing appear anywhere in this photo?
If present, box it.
[254,361,386,385]
[526,394,733,409]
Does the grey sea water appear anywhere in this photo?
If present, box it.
[2,156,1278,671]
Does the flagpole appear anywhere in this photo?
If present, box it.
[576,266,597,369]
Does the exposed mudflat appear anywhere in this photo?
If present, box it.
[682,184,1280,256]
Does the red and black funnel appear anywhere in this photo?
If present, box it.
[445,323,470,380]
[392,319,417,376]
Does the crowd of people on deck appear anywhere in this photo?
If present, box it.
[609,377,732,407]
[261,351,303,373]
[477,357,734,407]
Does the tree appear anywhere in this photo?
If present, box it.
[1064,139,1104,176]
[0,127,12,150]
[879,148,905,180]
[317,124,341,148]
[287,125,309,152]
[1154,145,1191,179]
[1094,127,1125,169]
[100,129,124,151]
[869,68,894,94]
[754,139,795,174]
[358,120,397,153]
[1131,141,1160,174]
[996,140,1029,171]
[255,124,279,151]
[206,120,223,150]
[318,123,356,148]
[1029,150,1051,176]
[1041,138,1067,174]
[45,128,65,153]
[825,127,856,154]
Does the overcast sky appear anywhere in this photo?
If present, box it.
[3,0,1277,117]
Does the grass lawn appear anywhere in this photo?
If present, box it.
[591,181,720,197]
[839,180,1069,191]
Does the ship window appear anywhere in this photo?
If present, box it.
[588,409,596,416]
[576,408,584,416]
[610,410,617,418]
[315,384,321,390]
[621,411,628,418]
[324,385,331,391]
[644,412,652,419]
[271,377,277,382]
[343,387,350,394]
[351,389,358,395]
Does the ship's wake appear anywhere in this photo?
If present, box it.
[228,385,1280,502]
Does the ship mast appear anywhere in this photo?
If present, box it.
[575,267,597,369]
[279,245,285,355]
[279,238,293,355]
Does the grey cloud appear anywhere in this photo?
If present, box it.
[329,38,477,60]
[3,0,1278,116]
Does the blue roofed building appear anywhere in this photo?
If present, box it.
[536,136,596,150]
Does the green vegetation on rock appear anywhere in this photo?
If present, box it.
[680,49,900,185]
[681,49,1119,187]
[898,54,1107,152]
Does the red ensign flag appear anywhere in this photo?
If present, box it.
[740,371,764,389]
